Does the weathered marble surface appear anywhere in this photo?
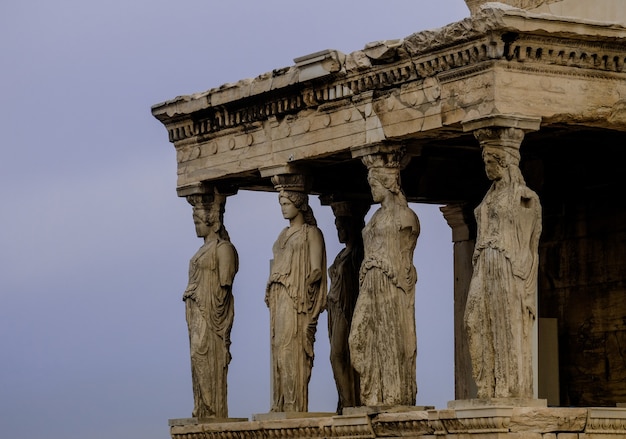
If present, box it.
[183,191,238,419]
[170,406,626,439]
[265,175,326,412]
[464,127,542,399]
[327,201,368,413]
[349,150,420,406]
[152,0,626,415]
[152,5,626,193]
[466,0,626,25]
[465,0,562,15]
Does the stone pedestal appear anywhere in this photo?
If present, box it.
[343,405,434,415]
[169,417,248,427]
[169,406,626,438]
[448,398,548,409]
[252,412,335,421]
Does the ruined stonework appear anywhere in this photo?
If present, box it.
[153,1,626,437]
[537,142,626,406]
[327,200,368,412]
[465,0,562,15]
[348,149,419,407]
[464,127,542,399]
[265,175,326,413]
[170,406,626,439]
[184,190,238,419]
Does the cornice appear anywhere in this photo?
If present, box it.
[152,5,626,145]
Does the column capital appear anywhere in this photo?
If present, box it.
[270,173,312,193]
[462,114,542,133]
[259,164,307,179]
[440,204,475,243]
[319,194,371,221]
[177,182,238,198]
[463,115,541,160]
[259,165,313,192]
[350,141,406,161]
[352,143,410,172]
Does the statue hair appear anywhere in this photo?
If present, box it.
[483,147,526,186]
[369,167,408,206]
[194,198,231,241]
[280,190,317,226]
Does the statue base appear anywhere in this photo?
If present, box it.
[169,406,626,438]
[343,405,434,415]
[169,417,248,426]
[448,398,548,409]
[252,411,335,421]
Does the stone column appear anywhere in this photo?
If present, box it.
[440,204,477,401]
[263,171,327,413]
[461,115,542,401]
[349,144,420,407]
[182,184,239,419]
[320,195,370,413]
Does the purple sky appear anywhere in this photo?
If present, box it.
[1,1,470,438]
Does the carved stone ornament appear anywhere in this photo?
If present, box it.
[183,189,239,418]
[465,0,562,15]
[349,150,420,406]
[265,179,327,412]
[464,127,542,398]
[270,173,309,193]
[328,200,369,413]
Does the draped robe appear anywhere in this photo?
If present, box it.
[464,182,541,398]
[328,242,363,411]
[183,239,238,418]
[349,203,419,406]
[266,224,327,412]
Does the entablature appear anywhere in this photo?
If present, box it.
[152,5,626,198]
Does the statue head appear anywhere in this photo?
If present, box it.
[367,167,402,200]
[271,174,317,226]
[187,190,230,240]
[279,190,317,226]
[331,201,369,244]
[482,145,525,185]
[475,127,526,186]
[361,150,408,204]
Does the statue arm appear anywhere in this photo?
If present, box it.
[217,242,238,288]
[511,187,541,280]
[399,206,420,235]
[306,227,324,286]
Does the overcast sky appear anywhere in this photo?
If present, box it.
[1,2,470,438]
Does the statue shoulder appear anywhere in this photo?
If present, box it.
[305,224,325,242]
[516,185,541,213]
[216,239,238,260]
[399,205,420,233]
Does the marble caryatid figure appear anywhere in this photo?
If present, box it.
[266,175,327,412]
[328,200,369,413]
[183,190,239,419]
[464,127,542,399]
[349,150,420,406]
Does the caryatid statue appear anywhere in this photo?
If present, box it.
[183,189,239,419]
[265,174,327,412]
[327,200,369,413]
[464,127,542,399]
[348,149,420,406]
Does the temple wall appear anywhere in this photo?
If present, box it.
[493,66,626,130]
[540,201,626,407]
[539,174,626,406]
[533,0,626,26]
[466,0,626,26]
